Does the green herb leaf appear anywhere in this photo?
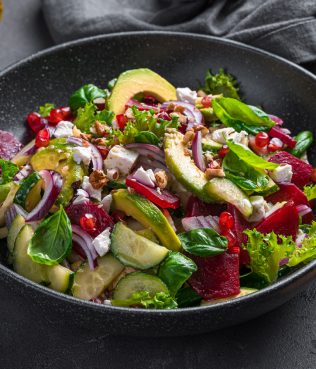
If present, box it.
[202,68,240,100]
[38,103,55,117]
[111,290,178,309]
[107,78,117,91]
[212,97,275,134]
[135,131,160,145]
[290,131,313,158]
[287,222,316,267]
[28,207,72,265]
[69,84,108,111]
[223,150,270,192]
[0,159,19,185]
[175,286,202,308]
[226,140,279,170]
[158,251,197,296]
[74,103,114,133]
[178,228,227,257]
[243,229,295,284]
[303,184,316,201]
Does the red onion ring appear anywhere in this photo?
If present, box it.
[13,164,32,182]
[192,131,206,171]
[72,233,95,270]
[296,204,313,217]
[161,101,203,129]
[125,143,166,164]
[72,224,98,260]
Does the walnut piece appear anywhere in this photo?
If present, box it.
[154,170,168,189]
[89,170,108,189]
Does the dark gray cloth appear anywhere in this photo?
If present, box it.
[42,0,316,65]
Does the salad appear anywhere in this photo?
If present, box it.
[1,67,316,310]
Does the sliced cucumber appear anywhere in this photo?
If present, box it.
[73,254,124,300]
[0,182,13,203]
[111,222,169,270]
[202,134,222,151]
[47,265,74,293]
[113,272,169,300]
[14,172,41,208]
[13,225,48,284]
[0,183,19,227]
[136,229,159,243]
[7,214,25,263]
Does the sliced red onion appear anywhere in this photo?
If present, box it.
[67,136,83,146]
[161,101,203,129]
[269,114,283,125]
[279,257,289,266]
[136,156,168,172]
[296,204,312,217]
[26,170,62,221]
[182,215,220,232]
[5,204,19,228]
[72,233,95,270]
[12,139,37,162]
[66,137,103,170]
[125,143,165,164]
[192,131,206,171]
[206,215,220,233]
[72,224,98,260]
[13,164,32,182]
[182,217,201,231]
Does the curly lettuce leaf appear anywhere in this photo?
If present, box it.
[202,68,240,100]
[74,103,114,133]
[111,291,178,309]
[243,229,295,284]
[38,103,55,117]
[303,184,316,201]
[0,159,19,185]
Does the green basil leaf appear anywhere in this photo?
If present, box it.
[158,251,197,296]
[212,97,275,134]
[0,159,19,185]
[135,131,160,145]
[107,78,117,91]
[290,131,313,158]
[178,228,227,257]
[38,103,55,117]
[28,207,72,265]
[226,140,279,170]
[223,151,269,192]
[69,84,108,111]
[175,286,202,308]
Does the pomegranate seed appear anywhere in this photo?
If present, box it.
[255,132,269,148]
[27,112,46,133]
[268,137,283,152]
[201,96,212,108]
[60,106,73,121]
[96,145,109,159]
[219,211,235,231]
[93,97,106,111]
[157,111,172,121]
[112,210,126,223]
[116,114,127,130]
[311,168,316,183]
[48,108,64,125]
[218,145,230,158]
[223,229,237,249]
[35,128,50,148]
[230,246,240,254]
[143,95,158,105]
[80,213,97,234]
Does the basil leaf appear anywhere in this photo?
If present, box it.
[175,286,202,308]
[223,151,269,192]
[69,84,108,111]
[178,228,227,257]
[212,97,275,134]
[158,251,197,296]
[290,131,313,158]
[107,78,117,91]
[135,131,160,145]
[0,159,19,185]
[28,207,72,265]
[226,140,278,170]
[38,103,55,117]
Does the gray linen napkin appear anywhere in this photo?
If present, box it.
[42,0,316,65]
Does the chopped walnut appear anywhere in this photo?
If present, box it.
[194,125,209,136]
[89,170,108,189]
[94,120,110,137]
[174,105,185,114]
[184,148,191,156]
[170,112,187,126]
[183,130,195,145]
[92,137,108,146]
[154,170,168,189]
[205,168,225,179]
[197,89,207,97]
[72,126,92,141]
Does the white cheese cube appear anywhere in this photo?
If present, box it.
[53,121,74,138]
[248,196,267,223]
[72,146,92,166]
[269,164,293,183]
[176,87,197,104]
[211,128,235,144]
[92,227,111,257]
[104,146,139,176]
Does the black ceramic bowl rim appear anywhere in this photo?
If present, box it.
[1,31,316,318]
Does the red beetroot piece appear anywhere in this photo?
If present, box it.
[188,252,240,300]
[265,182,309,206]
[66,201,114,238]
[269,151,313,189]
[268,126,296,149]
[185,196,227,217]
[0,130,23,160]
[256,201,299,239]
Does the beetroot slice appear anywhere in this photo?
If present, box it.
[268,151,312,189]
[0,130,23,160]
[186,196,227,217]
[66,201,114,237]
[265,182,309,206]
[256,201,299,239]
[188,253,240,300]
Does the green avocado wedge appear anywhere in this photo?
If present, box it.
[112,189,181,251]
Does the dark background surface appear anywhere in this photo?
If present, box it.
[0,1,316,368]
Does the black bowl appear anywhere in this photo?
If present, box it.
[1,32,316,337]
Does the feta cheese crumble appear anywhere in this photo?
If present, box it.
[53,121,74,138]
[133,166,156,188]
[104,146,139,176]
[92,227,111,257]
[72,146,92,166]
[101,194,112,213]
[72,189,89,205]
[176,87,197,104]
[211,127,248,145]
[269,164,293,183]
[82,176,101,201]
[248,196,268,223]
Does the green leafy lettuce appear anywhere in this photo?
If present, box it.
[202,68,240,100]
[69,84,108,111]
[74,103,114,133]
[243,229,295,284]
[0,159,19,184]
[38,103,55,117]
[303,184,316,201]
[175,286,202,308]
[111,290,177,309]
[212,97,275,134]
[287,222,316,267]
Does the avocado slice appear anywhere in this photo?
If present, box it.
[164,129,214,203]
[201,133,222,151]
[30,138,84,205]
[108,68,177,114]
[204,178,253,217]
[112,189,181,251]
[200,108,217,122]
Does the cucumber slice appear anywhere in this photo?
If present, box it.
[14,172,41,208]
[111,222,169,269]
[136,229,159,243]
[0,183,19,227]
[113,272,169,300]
[7,214,25,263]
[13,225,48,284]
[73,254,124,300]
[47,265,74,293]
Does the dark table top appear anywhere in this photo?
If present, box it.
[1,1,316,368]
